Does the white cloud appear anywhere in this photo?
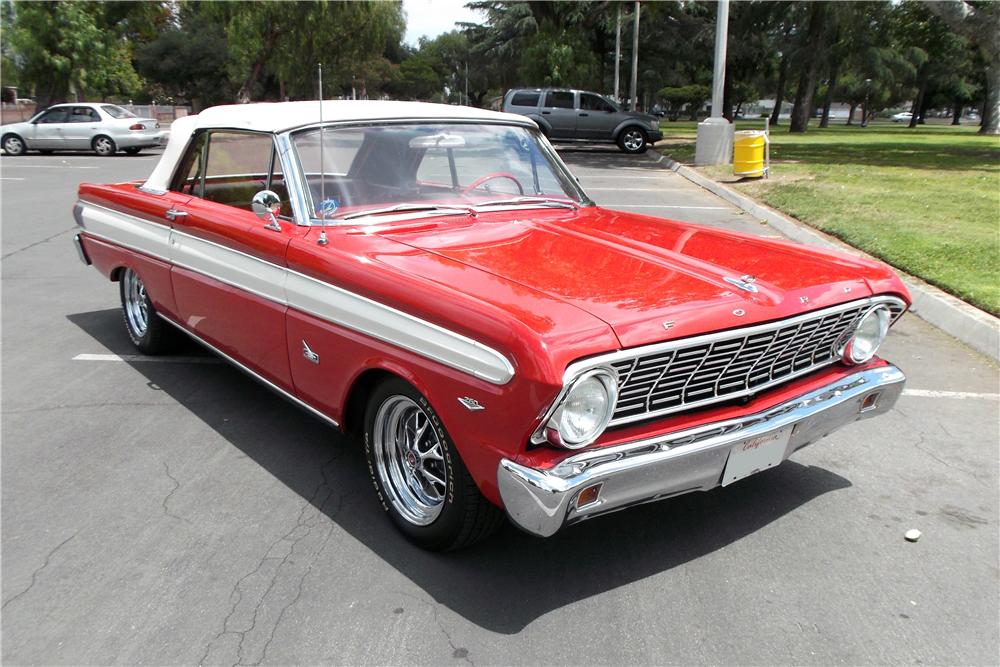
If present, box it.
[403,0,483,45]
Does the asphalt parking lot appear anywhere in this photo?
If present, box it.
[2,145,998,665]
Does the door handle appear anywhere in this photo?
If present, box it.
[164,207,188,221]
[578,113,589,116]
[541,110,551,115]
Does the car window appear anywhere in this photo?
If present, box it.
[36,108,69,124]
[545,91,575,109]
[579,94,615,113]
[171,133,207,196]
[68,107,100,123]
[200,132,280,212]
[102,105,137,119]
[510,92,540,107]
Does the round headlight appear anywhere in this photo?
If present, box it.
[547,368,618,448]
[842,305,891,365]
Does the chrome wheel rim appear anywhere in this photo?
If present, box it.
[373,395,447,526]
[623,130,644,151]
[94,137,113,155]
[4,136,22,154]
[123,270,149,337]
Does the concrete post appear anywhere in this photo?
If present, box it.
[695,0,733,165]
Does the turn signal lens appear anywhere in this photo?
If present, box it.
[576,483,603,509]
[129,123,145,131]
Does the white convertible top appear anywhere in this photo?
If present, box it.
[143,101,534,193]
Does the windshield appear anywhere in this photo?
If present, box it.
[291,123,590,223]
[102,105,137,119]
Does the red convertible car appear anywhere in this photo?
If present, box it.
[73,101,909,550]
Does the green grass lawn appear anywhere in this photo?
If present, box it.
[655,120,1000,315]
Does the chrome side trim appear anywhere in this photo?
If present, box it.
[500,364,906,537]
[77,200,515,385]
[158,314,340,428]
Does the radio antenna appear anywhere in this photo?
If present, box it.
[318,62,325,219]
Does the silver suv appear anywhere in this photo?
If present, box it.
[502,88,663,154]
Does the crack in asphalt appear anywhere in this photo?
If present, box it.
[1,533,78,610]
[197,450,346,667]
[162,461,193,525]
[393,590,475,667]
[1,226,77,260]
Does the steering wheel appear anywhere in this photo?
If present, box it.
[462,172,524,196]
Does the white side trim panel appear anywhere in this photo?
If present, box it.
[79,203,171,262]
[77,200,516,385]
[286,271,515,384]
[168,231,287,304]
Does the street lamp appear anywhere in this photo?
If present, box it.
[861,78,872,127]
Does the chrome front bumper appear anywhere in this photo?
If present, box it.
[498,364,905,537]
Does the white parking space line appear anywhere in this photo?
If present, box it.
[73,353,220,364]
[0,164,100,169]
[902,389,999,400]
[0,177,26,181]
[604,204,730,210]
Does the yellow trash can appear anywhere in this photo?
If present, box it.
[733,130,769,178]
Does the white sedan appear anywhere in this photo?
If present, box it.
[891,111,913,123]
[0,103,166,156]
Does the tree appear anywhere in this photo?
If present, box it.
[925,0,1000,134]
[788,2,829,132]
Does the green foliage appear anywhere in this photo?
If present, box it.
[656,85,710,121]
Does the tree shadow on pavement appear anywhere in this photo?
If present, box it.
[68,308,853,635]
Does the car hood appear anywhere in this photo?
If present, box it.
[376,206,904,349]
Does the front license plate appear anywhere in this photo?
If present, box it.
[721,426,792,487]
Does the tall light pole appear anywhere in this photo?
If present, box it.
[629,1,640,112]
[862,78,872,127]
[695,0,733,165]
[613,3,622,103]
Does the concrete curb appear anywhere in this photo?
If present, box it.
[646,149,1000,362]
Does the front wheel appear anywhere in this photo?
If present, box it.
[119,268,177,354]
[93,135,117,156]
[364,378,503,550]
[617,127,649,154]
[2,134,25,156]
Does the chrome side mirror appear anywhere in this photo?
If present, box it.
[252,190,282,231]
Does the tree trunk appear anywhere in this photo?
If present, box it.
[237,29,280,104]
[908,76,926,128]
[770,53,788,126]
[846,102,857,125]
[789,3,828,133]
[819,61,840,128]
[951,99,962,124]
[981,63,999,135]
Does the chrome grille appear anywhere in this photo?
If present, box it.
[604,297,905,427]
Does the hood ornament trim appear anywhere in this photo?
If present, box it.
[724,275,759,293]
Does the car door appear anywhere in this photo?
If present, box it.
[62,106,102,149]
[541,91,578,138]
[27,107,70,149]
[577,93,620,140]
[165,130,300,392]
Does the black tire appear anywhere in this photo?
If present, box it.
[92,135,117,156]
[617,126,649,154]
[2,133,25,156]
[124,147,142,155]
[118,268,177,354]
[363,377,504,551]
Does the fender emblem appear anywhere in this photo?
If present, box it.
[301,340,320,364]
[458,397,485,411]
[724,275,759,293]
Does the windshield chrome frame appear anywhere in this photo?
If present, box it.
[279,118,594,227]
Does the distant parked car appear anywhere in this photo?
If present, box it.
[502,88,663,153]
[891,111,913,123]
[1,103,164,156]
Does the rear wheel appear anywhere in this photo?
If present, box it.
[364,378,503,551]
[617,126,649,154]
[2,134,25,156]
[119,268,176,354]
[93,135,116,156]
